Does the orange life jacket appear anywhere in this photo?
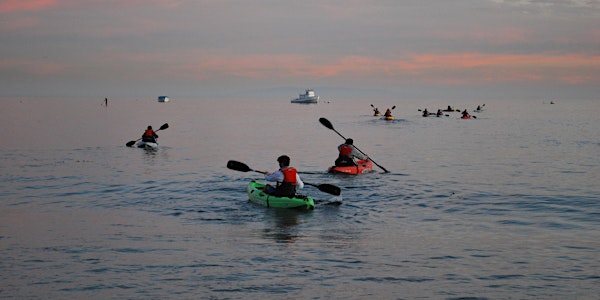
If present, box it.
[144,129,156,137]
[280,167,297,184]
[338,144,353,157]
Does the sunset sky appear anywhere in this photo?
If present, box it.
[1,0,598,100]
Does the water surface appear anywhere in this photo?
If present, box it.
[1,96,599,299]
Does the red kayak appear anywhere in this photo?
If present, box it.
[461,115,471,119]
[328,159,373,175]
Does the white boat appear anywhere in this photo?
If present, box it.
[158,96,170,103]
[291,89,319,104]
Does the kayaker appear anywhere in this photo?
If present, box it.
[461,109,470,118]
[142,125,158,143]
[335,138,367,167]
[422,108,429,117]
[384,108,392,117]
[262,155,304,197]
[373,107,380,116]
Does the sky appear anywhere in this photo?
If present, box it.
[1,0,599,100]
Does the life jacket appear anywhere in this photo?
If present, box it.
[280,167,297,184]
[273,167,297,197]
[143,129,155,137]
[338,144,353,158]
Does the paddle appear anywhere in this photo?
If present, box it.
[226,160,341,196]
[318,117,390,173]
[126,123,169,147]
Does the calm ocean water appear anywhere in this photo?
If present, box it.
[1,96,599,299]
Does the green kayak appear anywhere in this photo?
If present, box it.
[246,181,315,210]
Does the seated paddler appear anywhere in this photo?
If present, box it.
[262,155,304,198]
[335,138,367,167]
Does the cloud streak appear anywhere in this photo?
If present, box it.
[0,0,598,98]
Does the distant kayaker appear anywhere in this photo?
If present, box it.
[384,108,392,117]
[373,107,380,116]
[142,125,158,143]
[422,108,429,117]
[461,109,470,118]
[262,155,304,198]
[335,138,367,167]
[476,105,481,111]
[436,109,443,116]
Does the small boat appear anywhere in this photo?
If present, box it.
[136,141,158,150]
[158,96,170,103]
[246,181,315,210]
[291,89,319,104]
[461,115,472,119]
[328,159,373,175]
[383,115,394,121]
[374,113,381,117]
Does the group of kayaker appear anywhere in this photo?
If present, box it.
[259,138,365,198]
[422,108,445,117]
[372,107,393,118]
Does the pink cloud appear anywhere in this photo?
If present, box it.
[180,52,598,86]
[0,59,66,75]
[0,0,56,14]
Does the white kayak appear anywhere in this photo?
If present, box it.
[136,141,158,150]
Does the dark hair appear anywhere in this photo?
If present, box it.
[277,155,290,166]
[345,138,353,145]
[147,126,153,130]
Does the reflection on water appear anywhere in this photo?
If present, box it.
[261,209,303,243]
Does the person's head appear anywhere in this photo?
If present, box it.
[277,155,290,167]
[345,138,353,145]
[147,126,153,130]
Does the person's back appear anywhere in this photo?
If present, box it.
[264,155,303,198]
[142,126,158,142]
[335,138,364,167]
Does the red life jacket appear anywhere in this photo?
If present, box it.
[339,144,353,157]
[280,167,297,184]
[144,129,155,137]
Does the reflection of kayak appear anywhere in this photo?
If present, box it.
[328,159,373,175]
[136,141,158,149]
[247,181,315,210]
[383,115,394,121]
[423,113,444,117]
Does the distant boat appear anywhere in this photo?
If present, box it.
[158,96,170,103]
[291,89,319,104]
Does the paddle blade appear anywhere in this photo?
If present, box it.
[319,117,334,130]
[158,123,169,131]
[126,140,136,147]
[317,183,341,196]
[227,160,252,172]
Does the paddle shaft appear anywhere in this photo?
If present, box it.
[226,160,341,195]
